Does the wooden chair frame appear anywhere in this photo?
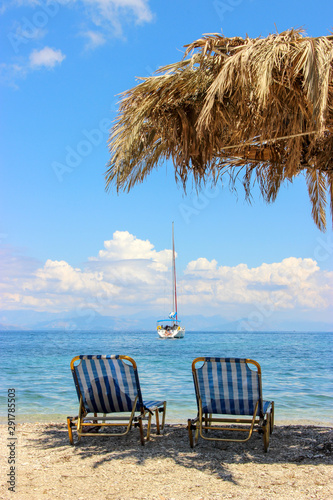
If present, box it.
[67,355,166,446]
[187,357,274,452]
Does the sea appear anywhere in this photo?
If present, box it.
[1,330,332,424]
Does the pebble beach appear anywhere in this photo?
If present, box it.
[1,422,332,500]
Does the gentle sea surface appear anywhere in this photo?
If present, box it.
[1,330,332,424]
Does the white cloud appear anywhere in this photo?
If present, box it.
[86,0,153,25]
[2,0,153,87]
[0,232,172,313]
[76,0,153,38]
[0,232,332,324]
[82,30,107,50]
[31,259,117,295]
[29,46,65,69]
[183,256,331,311]
[9,0,153,39]
[0,46,65,88]
[92,230,171,265]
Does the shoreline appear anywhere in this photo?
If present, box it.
[0,422,332,499]
[1,414,332,427]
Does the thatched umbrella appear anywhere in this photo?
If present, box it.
[106,29,333,231]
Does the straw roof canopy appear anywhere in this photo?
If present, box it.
[106,29,333,230]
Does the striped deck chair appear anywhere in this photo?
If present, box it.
[67,355,167,445]
[188,358,274,452]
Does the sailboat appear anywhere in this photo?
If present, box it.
[157,223,185,339]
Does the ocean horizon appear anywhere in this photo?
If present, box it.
[1,330,332,425]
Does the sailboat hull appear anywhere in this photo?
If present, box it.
[157,326,185,339]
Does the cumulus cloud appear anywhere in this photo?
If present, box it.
[0,232,332,324]
[91,230,171,265]
[0,232,172,313]
[0,46,65,87]
[183,256,331,312]
[29,46,65,68]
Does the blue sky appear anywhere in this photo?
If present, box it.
[1,0,332,330]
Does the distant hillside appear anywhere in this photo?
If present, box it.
[0,310,332,332]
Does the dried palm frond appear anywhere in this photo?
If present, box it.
[106,28,333,230]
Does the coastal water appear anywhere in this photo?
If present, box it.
[1,330,332,424]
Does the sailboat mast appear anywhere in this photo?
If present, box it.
[172,222,178,323]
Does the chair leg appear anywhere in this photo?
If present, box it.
[188,418,200,448]
[263,413,270,452]
[155,408,160,435]
[139,417,145,446]
[67,417,74,445]
[188,419,194,448]
[195,423,200,445]
[76,396,84,442]
[134,417,145,446]
[270,402,275,434]
[204,413,209,433]
[160,402,166,430]
[146,412,152,441]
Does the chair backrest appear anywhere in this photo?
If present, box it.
[192,357,263,416]
[71,355,143,414]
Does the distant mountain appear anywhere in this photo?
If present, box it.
[0,323,28,331]
[178,315,242,332]
[269,319,333,333]
[0,309,331,332]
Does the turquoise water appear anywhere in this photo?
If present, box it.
[1,330,332,424]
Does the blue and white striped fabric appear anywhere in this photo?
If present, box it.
[73,355,143,414]
[195,358,268,416]
[138,400,165,412]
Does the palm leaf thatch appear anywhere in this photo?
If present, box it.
[106,28,333,231]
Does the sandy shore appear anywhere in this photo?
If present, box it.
[1,422,332,499]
